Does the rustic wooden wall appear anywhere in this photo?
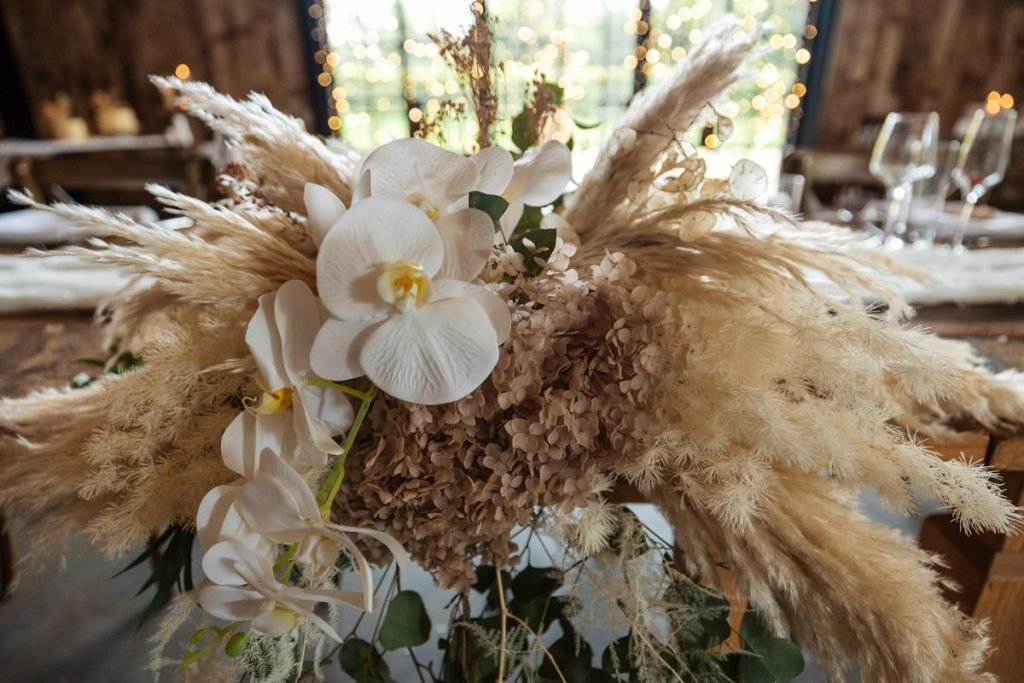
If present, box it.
[815,0,1024,148]
[0,0,314,136]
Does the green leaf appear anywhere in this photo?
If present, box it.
[601,635,632,675]
[738,611,804,683]
[539,635,597,683]
[511,595,567,634]
[472,564,511,609]
[544,82,565,106]
[572,117,602,130]
[510,228,557,276]
[468,191,509,233]
[511,565,563,601]
[340,638,392,683]
[114,524,195,628]
[512,109,537,152]
[442,620,499,683]
[379,590,431,650]
[512,205,544,236]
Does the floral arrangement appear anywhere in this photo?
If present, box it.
[3,10,1024,683]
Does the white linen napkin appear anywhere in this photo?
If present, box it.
[0,254,133,313]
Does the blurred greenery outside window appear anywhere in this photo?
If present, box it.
[322,0,811,187]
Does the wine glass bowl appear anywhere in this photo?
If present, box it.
[950,108,1018,251]
[869,112,940,245]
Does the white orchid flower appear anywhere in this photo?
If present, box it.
[196,411,298,560]
[470,140,573,240]
[356,138,494,281]
[310,197,510,405]
[233,449,411,610]
[242,279,353,469]
[198,540,364,641]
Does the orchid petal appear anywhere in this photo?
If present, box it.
[310,317,380,382]
[352,167,372,202]
[245,290,288,390]
[301,383,353,435]
[196,485,272,556]
[361,138,480,207]
[221,410,297,478]
[278,582,372,615]
[317,198,444,321]
[251,604,302,637]
[303,183,346,247]
[276,585,361,637]
[272,280,322,385]
[198,584,268,621]
[359,298,498,405]
[296,533,340,568]
[236,479,311,544]
[205,540,281,590]
[252,449,322,523]
[328,523,413,574]
[470,146,514,195]
[435,209,494,281]
[431,279,511,344]
[509,140,572,206]
[498,200,525,240]
[293,386,347,458]
[334,534,375,610]
[202,541,252,587]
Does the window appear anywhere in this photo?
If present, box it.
[322,0,811,187]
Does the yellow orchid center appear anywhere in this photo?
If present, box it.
[377,260,432,312]
[256,378,296,417]
[407,192,441,222]
[264,604,299,632]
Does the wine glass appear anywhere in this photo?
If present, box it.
[950,108,1018,251]
[869,112,940,246]
[909,140,959,246]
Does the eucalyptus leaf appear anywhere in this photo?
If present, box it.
[340,638,392,683]
[441,620,499,683]
[510,228,556,276]
[511,564,563,601]
[738,610,805,683]
[379,590,431,650]
[512,109,537,151]
[472,564,511,609]
[511,205,543,237]
[544,82,565,105]
[538,635,602,683]
[468,191,509,233]
[510,594,564,633]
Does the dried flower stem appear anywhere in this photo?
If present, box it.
[303,377,369,401]
[496,567,508,681]
[505,612,568,683]
[316,384,379,517]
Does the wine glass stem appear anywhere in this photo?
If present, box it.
[884,183,912,241]
[953,192,978,252]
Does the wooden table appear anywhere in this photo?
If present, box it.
[1,305,1023,678]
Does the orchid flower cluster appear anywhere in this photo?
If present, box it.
[192,137,573,645]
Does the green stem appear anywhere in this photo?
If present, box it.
[303,376,368,401]
[316,384,378,518]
